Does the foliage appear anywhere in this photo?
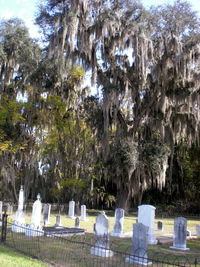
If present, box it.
[0,0,199,212]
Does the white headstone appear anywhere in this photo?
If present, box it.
[196,224,200,236]
[138,205,157,244]
[12,185,26,233]
[170,217,189,250]
[80,205,87,221]
[18,185,24,211]
[67,201,75,219]
[125,223,152,265]
[25,194,44,236]
[90,212,113,257]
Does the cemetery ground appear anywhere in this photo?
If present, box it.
[3,208,200,266]
[0,244,47,266]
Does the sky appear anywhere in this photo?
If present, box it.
[0,0,199,39]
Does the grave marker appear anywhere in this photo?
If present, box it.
[90,212,113,257]
[110,208,124,237]
[43,203,51,225]
[55,215,62,227]
[170,217,189,250]
[80,205,88,221]
[67,201,75,219]
[125,223,152,265]
[138,205,157,244]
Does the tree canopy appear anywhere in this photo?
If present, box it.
[0,1,199,213]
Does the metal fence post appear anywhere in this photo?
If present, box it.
[1,211,8,242]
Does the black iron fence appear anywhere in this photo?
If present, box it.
[0,213,199,267]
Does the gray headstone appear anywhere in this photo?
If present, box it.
[138,205,157,244]
[55,215,62,227]
[125,223,152,265]
[80,205,87,221]
[196,225,200,236]
[67,201,75,219]
[43,204,51,225]
[114,208,124,233]
[170,217,190,250]
[157,221,163,231]
[75,217,80,228]
[90,213,113,257]
[110,208,124,237]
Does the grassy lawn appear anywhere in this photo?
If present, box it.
[0,245,47,267]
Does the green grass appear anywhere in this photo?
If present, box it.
[10,209,198,235]
[0,245,47,267]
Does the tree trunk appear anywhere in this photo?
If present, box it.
[116,185,131,215]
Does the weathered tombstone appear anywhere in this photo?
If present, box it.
[170,217,189,250]
[80,205,88,221]
[75,217,80,228]
[67,201,75,219]
[196,224,200,236]
[12,185,26,233]
[157,221,163,232]
[110,208,124,237]
[43,203,51,225]
[138,205,157,244]
[55,215,62,227]
[25,193,44,236]
[125,223,152,265]
[90,212,113,257]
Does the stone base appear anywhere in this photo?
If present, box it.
[110,231,132,238]
[125,256,152,265]
[170,246,190,251]
[25,226,44,237]
[90,246,114,257]
[43,226,85,237]
[11,223,26,233]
